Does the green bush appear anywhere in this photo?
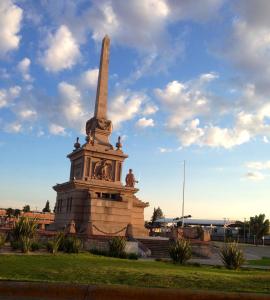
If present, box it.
[20,236,32,253]
[11,217,38,253]
[12,217,37,241]
[108,237,126,258]
[47,232,65,254]
[89,248,109,256]
[219,242,245,270]
[62,236,82,253]
[31,241,42,251]
[0,233,6,248]
[10,240,21,250]
[169,238,192,264]
[127,253,138,260]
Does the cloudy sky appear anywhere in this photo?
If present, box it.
[0,0,270,221]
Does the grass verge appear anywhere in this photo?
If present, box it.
[0,253,269,294]
[248,257,270,266]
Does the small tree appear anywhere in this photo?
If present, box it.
[23,205,30,213]
[14,209,21,218]
[6,208,14,218]
[42,200,51,213]
[151,207,164,224]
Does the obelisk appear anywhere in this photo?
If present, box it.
[85,35,113,148]
[95,35,110,119]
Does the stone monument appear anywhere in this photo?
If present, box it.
[52,35,149,237]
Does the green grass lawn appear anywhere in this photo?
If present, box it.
[248,257,270,266]
[0,253,269,294]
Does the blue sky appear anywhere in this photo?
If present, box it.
[0,0,270,221]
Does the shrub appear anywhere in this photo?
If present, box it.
[12,217,37,241]
[0,233,6,248]
[89,248,109,256]
[10,240,21,250]
[20,236,32,253]
[31,241,42,251]
[127,253,138,260]
[169,238,192,264]
[62,236,82,253]
[11,217,38,253]
[47,232,65,254]
[108,237,126,258]
[220,242,245,270]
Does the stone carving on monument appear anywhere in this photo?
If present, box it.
[52,35,149,237]
[93,159,113,181]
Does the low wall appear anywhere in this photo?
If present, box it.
[83,237,139,254]
[0,281,268,300]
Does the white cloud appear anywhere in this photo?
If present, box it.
[4,122,22,133]
[155,74,217,128]
[136,117,154,128]
[245,161,270,171]
[0,85,21,108]
[58,81,85,127]
[263,136,269,144]
[18,109,37,120]
[49,123,67,136]
[159,147,172,153]
[41,25,81,72]
[0,0,23,56]
[143,104,158,115]
[244,171,265,181]
[109,91,146,128]
[80,68,99,89]
[17,58,32,81]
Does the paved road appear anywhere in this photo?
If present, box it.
[190,242,270,268]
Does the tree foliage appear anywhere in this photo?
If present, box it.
[151,207,164,224]
[42,200,51,213]
[22,205,30,213]
[249,214,269,241]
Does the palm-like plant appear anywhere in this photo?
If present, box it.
[47,232,65,254]
[11,217,38,253]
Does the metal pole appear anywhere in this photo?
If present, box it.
[244,218,246,244]
[181,160,186,228]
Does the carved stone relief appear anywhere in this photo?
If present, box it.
[92,159,113,181]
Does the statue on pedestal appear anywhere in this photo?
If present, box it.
[125,169,138,187]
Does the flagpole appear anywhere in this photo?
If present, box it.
[181,160,186,228]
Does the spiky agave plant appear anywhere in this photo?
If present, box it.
[169,238,192,264]
[11,217,38,253]
[219,242,245,270]
[47,232,65,254]
[108,237,126,258]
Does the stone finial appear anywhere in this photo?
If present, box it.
[65,220,76,234]
[116,136,122,150]
[74,137,80,150]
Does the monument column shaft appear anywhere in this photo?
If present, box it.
[94,36,110,120]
